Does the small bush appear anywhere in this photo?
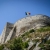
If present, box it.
[39,43,44,48]
[45,40,50,44]
[29,29,35,33]
[36,26,50,32]
[24,41,29,48]
[6,37,29,50]
[22,32,29,37]
[22,29,34,37]
[0,45,4,50]
[33,39,39,43]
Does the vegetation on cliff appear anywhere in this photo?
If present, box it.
[36,26,50,32]
[0,44,4,50]
[39,40,50,50]
[0,26,50,50]
[5,37,29,50]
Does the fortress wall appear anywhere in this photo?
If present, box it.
[0,26,6,44]
[5,27,16,43]
[4,22,14,42]
[1,22,14,44]
[1,15,50,43]
[5,27,14,43]
[14,15,49,27]
[14,15,50,36]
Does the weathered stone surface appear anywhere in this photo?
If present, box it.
[0,14,50,44]
[0,22,13,44]
[14,14,50,36]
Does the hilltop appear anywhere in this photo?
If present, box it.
[0,14,50,50]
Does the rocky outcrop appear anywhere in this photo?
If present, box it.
[0,14,50,44]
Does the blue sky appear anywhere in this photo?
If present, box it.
[0,0,50,34]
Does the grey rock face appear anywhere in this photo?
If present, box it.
[0,14,50,44]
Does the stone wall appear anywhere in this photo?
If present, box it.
[0,22,14,44]
[14,15,50,36]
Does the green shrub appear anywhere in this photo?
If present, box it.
[39,40,50,50]
[0,45,4,50]
[22,29,34,37]
[22,32,29,37]
[6,37,29,50]
[33,39,39,43]
[39,43,44,48]
[24,41,29,48]
[45,40,50,44]
[36,26,50,32]
[29,29,35,33]
[7,38,24,50]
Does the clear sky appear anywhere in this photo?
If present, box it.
[0,0,50,34]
